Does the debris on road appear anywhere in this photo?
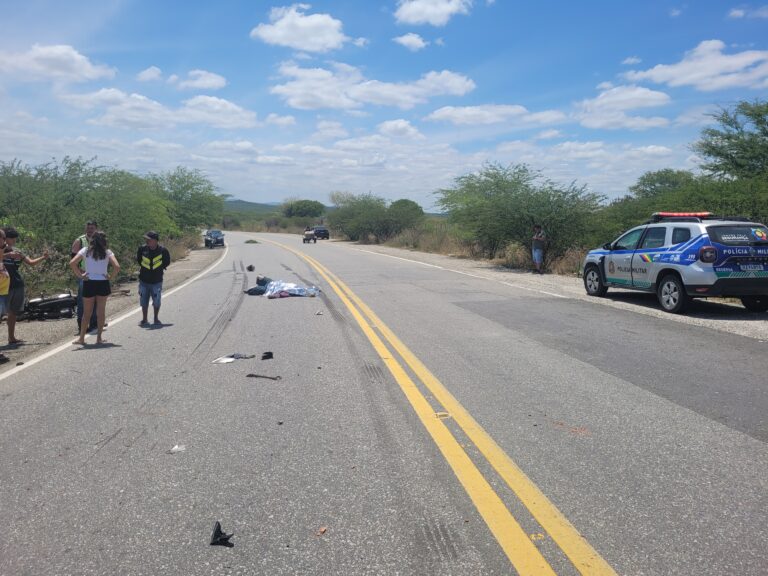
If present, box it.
[243,275,321,298]
[261,351,273,360]
[246,373,282,381]
[212,353,256,364]
[210,521,234,547]
[316,526,328,537]
[246,264,255,271]
[168,444,186,454]
[315,310,323,315]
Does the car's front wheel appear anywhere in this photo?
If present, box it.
[741,296,768,312]
[584,265,608,297]
[657,274,689,313]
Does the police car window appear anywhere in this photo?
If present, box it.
[614,228,644,250]
[672,228,691,244]
[707,225,768,245]
[640,227,667,249]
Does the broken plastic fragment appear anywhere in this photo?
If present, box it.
[212,353,256,364]
[261,351,273,360]
[168,444,186,454]
[210,521,234,547]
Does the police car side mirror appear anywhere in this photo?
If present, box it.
[602,242,612,250]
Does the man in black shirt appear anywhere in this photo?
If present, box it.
[137,231,171,326]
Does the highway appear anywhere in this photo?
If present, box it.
[1,231,766,575]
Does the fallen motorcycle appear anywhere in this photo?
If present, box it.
[21,290,77,321]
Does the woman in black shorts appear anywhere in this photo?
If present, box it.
[69,231,120,345]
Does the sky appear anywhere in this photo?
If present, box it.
[1,1,767,209]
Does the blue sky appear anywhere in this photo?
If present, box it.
[1,1,767,209]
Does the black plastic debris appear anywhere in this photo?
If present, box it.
[261,352,273,360]
[210,521,234,547]
[247,373,282,381]
[246,264,255,271]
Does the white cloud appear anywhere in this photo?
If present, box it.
[313,120,349,139]
[393,33,429,51]
[728,6,768,18]
[534,129,562,140]
[377,119,425,139]
[177,95,256,128]
[425,104,565,126]
[250,4,349,53]
[205,140,258,154]
[176,69,227,90]
[265,113,296,126]
[395,0,472,26]
[674,105,718,127]
[622,56,641,65]
[623,39,768,91]
[576,85,671,130]
[136,66,162,82]
[0,44,114,83]
[669,8,682,17]
[271,61,475,110]
[133,138,183,151]
[61,89,256,129]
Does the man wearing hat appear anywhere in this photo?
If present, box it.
[137,231,171,326]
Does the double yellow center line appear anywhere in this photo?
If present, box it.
[269,239,616,575]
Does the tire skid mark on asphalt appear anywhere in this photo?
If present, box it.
[264,239,559,576]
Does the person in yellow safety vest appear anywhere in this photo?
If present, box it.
[136,231,171,327]
[71,220,99,333]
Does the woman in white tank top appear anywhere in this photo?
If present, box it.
[69,231,120,345]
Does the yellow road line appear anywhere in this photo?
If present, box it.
[265,239,556,575]
[287,242,617,576]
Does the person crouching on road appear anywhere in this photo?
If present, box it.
[137,231,170,326]
[70,231,120,346]
[3,227,50,345]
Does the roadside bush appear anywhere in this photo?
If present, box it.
[549,247,587,276]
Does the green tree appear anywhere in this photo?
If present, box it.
[327,192,389,242]
[436,163,604,259]
[692,99,768,179]
[386,199,424,237]
[282,199,325,218]
[629,169,696,199]
[151,166,224,229]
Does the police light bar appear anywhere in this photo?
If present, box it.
[652,212,712,218]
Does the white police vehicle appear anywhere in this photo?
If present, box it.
[582,212,768,313]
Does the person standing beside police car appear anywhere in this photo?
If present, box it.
[136,231,170,326]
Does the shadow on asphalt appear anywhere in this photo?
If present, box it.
[601,291,766,321]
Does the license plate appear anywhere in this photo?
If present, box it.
[741,264,764,271]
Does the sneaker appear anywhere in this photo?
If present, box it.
[139,320,149,327]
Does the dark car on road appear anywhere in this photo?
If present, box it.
[313,226,330,240]
[204,229,225,248]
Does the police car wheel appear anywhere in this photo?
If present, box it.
[584,266,607,297]
[741,296,768,313]
[657,274,689,313]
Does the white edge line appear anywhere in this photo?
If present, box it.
[353,248,568,299]
[0,246,230,383]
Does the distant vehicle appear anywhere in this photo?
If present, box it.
[582,212,768,313]
[204,229,225,248]
[313,226,330,240]
[302,229,317,244]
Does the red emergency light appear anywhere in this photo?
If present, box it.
[652,212,712,218]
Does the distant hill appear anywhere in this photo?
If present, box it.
[224,199,280,215]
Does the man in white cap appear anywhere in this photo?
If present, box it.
[136,231,171,326]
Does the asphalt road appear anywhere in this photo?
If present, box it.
[1,231,765,576]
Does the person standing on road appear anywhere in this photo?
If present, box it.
[0,229,10,364]
[137,231,170,326]
[71,221,99,333]
[532,224,546,275]
[3,227,50,345]
[70,231,120,346]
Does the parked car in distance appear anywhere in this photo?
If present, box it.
[313,226,330,240]
[204,229,225,248]
[582,212,768,313]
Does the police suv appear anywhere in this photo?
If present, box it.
[582,212,768,313]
